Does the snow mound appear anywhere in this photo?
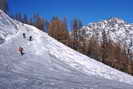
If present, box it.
[0,10,21,44]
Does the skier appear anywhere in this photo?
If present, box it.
[17,47,24,56]
[29,36,32,41]
[22,33,26,38]
[0,12,2,16]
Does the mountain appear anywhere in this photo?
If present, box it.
[0,10,133,89]
[80,17,133,52]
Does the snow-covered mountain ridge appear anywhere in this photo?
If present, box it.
[0,10,133,89]
[80,17,133,51]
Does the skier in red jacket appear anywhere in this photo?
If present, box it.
[17,47,24,56]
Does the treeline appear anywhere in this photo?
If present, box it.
[72,29,133,75]
[1,1,133,75]
[0,0,8,13]
[10,13,49,32]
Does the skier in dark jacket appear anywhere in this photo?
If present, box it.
[22,33,26,38]
[29,36,32,41]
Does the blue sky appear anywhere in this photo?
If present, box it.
[9,0,133,25]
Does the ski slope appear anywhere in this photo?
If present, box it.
[0,10,133,89]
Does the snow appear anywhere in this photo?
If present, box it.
[0,10,133,89]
